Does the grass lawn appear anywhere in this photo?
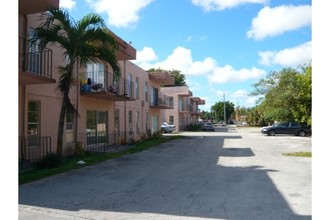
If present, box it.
[19,135,183,185]
[282,151,312,157]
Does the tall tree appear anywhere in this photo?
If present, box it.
[30,8,121,156]
[211,101,235,123]
[169,69,187,86]
[250,65,312,125]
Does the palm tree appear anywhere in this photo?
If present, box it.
[30,8,121,156]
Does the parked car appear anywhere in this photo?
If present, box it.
[260,122,311,137]
[202,122,215,131]
[161,122,176,133]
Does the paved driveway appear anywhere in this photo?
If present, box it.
[19,126,311,220]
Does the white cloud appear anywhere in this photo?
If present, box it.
[135,46,218,75]
[259,41,312,67]
[134,46,266,84]
[137,47,158,62]
[191,0,267,11]
[60,0,76,10]
[230,90,249,98]
[207,65,266,84]
[247,5,311,40]
[86,0,154,28]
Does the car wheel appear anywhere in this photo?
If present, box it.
[161,128,166,133]
[268,130,275,136]
[298,130,306,137]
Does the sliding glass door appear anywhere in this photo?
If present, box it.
[86,111,108,145]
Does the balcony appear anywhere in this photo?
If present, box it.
[190,97,206,105]
[149,71,175,86]
[19,0,59,15]
[105,29,136,61]
[19,37,56,85]
[80,71,135,101]
[150,94,174,109]
[190,108,202,116]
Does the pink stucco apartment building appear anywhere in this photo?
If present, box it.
[160,87,205,131]
[18,0,205,169]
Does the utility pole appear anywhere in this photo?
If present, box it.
[223,92,226,124]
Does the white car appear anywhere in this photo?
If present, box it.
[161,122,176,133]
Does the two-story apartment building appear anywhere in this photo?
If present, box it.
[18,1,175,168]
[18,0,206,171]
[160,86,205,131]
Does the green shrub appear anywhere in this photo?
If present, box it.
[75,141,85,156]
[36,153,62,169]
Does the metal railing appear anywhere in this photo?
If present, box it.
[78,130,135,153]
[19,37,53,78]
[80,71,135,98]
[150,94,174,108]
[19,136,52,171]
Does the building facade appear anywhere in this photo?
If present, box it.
[18,0,206,170]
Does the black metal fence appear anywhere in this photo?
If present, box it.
[19,136,52,171]
[78,130,135,153]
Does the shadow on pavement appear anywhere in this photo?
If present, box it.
[19,134,311,219]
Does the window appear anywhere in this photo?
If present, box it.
[145,82,148,102]
[115,108,120,136]
[136,111,140,133]
[151,115,159,134]
[28,101,40,136]
[66,112,74,143]
[135,77,139,99]
[146,112,149,132]
[87,63,105,87]
[127,73,133,97]
[86,111,108,145]
[128,110,133,130]
[28,101,40,146]
[169,116,174,125]
[150,87,158,106]
[28,32,41,74]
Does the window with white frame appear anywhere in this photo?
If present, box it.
[87,63,105,87]
[28,101,40,136]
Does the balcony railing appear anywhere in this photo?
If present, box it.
[19,37,55,84]
[80,71,135,101]
[150,94,174,109]
[19,136,52,171]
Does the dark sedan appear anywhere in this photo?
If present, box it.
[260,122,311,137]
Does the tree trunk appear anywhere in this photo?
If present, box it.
[57,99,66,157]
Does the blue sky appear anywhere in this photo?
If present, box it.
[62,0,311,111]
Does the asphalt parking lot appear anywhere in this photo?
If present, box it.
[19,126,311,220]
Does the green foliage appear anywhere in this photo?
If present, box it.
[74,142,85,156]
[152,130,162,138]
[185,123,202,131]
[282,152,311,157]
[35,153,62,169]
[249,65,312,126]
[31,8,121,156]
[211,101,235,123]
